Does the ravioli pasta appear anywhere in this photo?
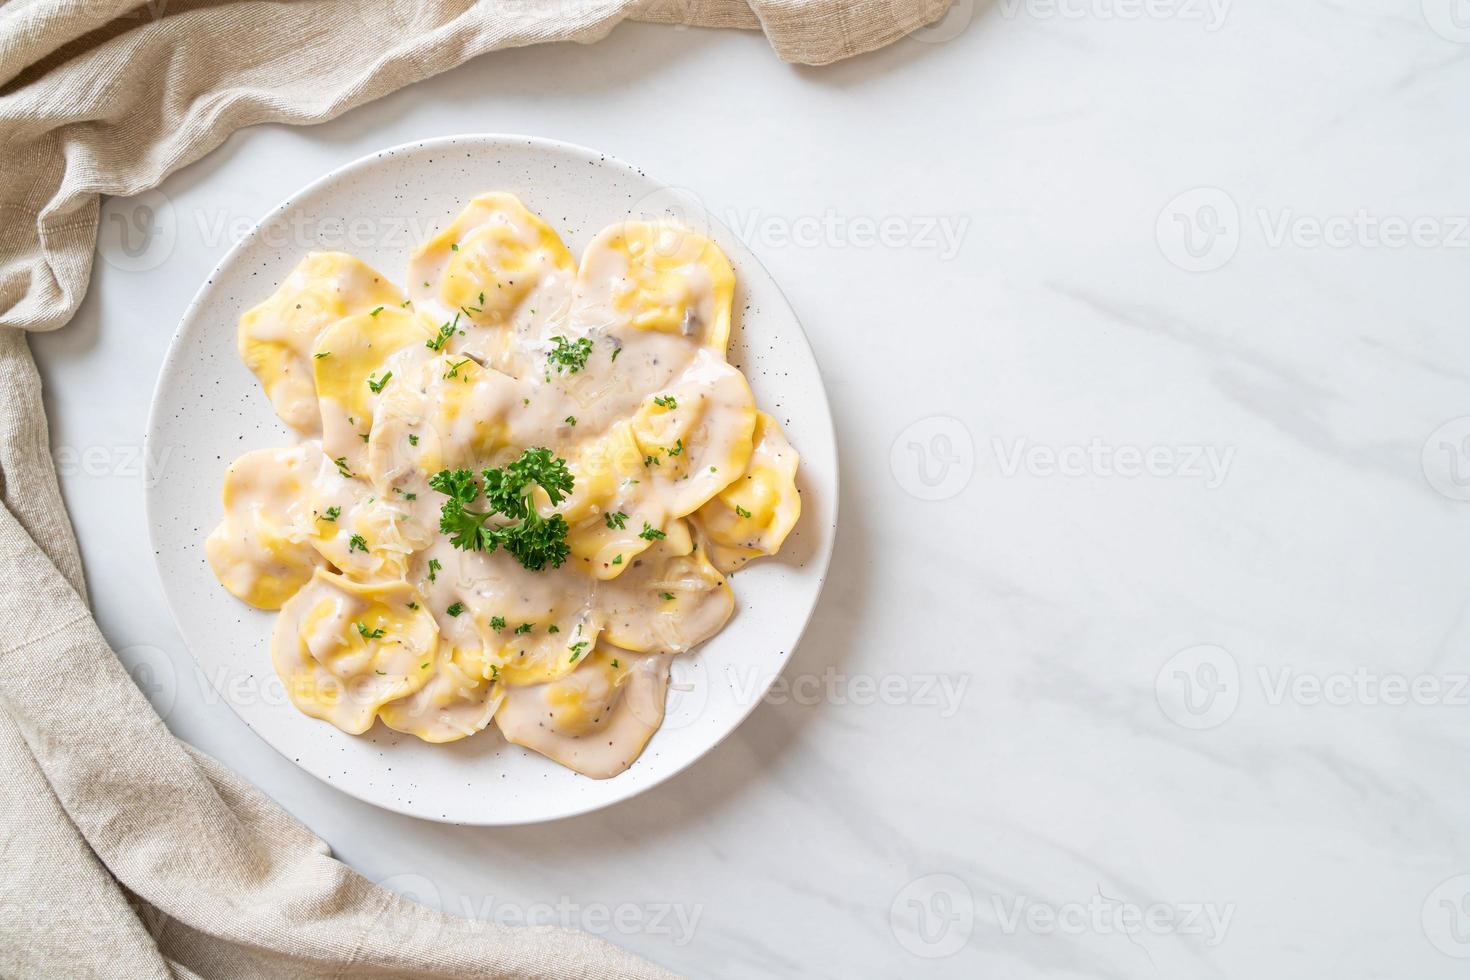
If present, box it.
[205,193,801,778]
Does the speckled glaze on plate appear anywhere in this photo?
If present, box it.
[144,135,836,825]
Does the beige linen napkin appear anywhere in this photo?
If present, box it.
[0,0,944,976]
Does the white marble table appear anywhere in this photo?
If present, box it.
[32,6,1470,976]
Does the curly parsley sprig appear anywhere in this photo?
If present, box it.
[428,448,574,572]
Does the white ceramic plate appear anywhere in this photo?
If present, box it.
[145,135,836,825]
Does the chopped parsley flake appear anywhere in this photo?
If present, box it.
[639,522,666,541]
[319,506,341,522]
[348,534,368,553]
[446,602,464,617]
[514,623,533,635]
[653,395,677,409]
[568,641,589,662]
[367,371,392,393]
[490,616,506,631]
[735,505,753,519]
[355,622,385,640]
[604,511,628,530]
[547,335,594,374]
[659,592,676,601]
[427,558,441,582]
[426,314,459,351]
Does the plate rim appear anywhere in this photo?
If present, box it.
[144,132,839,825]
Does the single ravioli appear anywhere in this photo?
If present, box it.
[467,592,605,687]
[595,520,733,654]
[416,353,522,474]
[494,646,670,778]
[238,253,403,434]
[406,541,604,687]
[312,306,436,474]
[378,644,504,743]
[691,411,802,572]
[272,570,439,734]
[572,220,735,356]
[561,420,661,579]
[205,445,326,609]
[302,448,429,582]
[627,354,757,520]
[407,192,576,369]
